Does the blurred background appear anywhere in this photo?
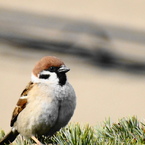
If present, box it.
[0,0,145,133]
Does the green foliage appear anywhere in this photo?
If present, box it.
[51,123,96,145]
[0,129,5,140]
[0,116,145,145]
[14,136,33,145]
[95,116,145,144]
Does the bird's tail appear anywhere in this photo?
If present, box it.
[0,129,19,145]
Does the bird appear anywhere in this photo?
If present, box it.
[0,56,76,145]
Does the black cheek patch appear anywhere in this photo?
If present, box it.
[39,74,50,79]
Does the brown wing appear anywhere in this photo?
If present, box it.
[10,82,34,127]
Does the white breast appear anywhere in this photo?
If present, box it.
[15,82,76,137]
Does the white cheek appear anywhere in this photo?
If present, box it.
[31,73,59,85]
[48,72,59,84]
[31,73,39,83]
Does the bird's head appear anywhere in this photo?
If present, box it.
[31,56,70,86]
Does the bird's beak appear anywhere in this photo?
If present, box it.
[58,65,70,73]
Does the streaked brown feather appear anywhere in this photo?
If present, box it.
[20,82,34,96]
[10,82,34,127]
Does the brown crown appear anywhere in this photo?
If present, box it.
[32,56,64,76]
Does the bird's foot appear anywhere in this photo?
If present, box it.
[31,136,44,145]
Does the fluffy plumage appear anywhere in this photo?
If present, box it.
[0,56,76,145]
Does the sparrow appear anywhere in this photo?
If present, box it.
[0,56,76,145]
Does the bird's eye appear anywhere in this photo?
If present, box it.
[44,67,56,72]
[49,66,55,72]
[45,66,58,72]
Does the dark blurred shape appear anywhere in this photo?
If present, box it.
[94,48,145,74]
[0,9,145,74]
